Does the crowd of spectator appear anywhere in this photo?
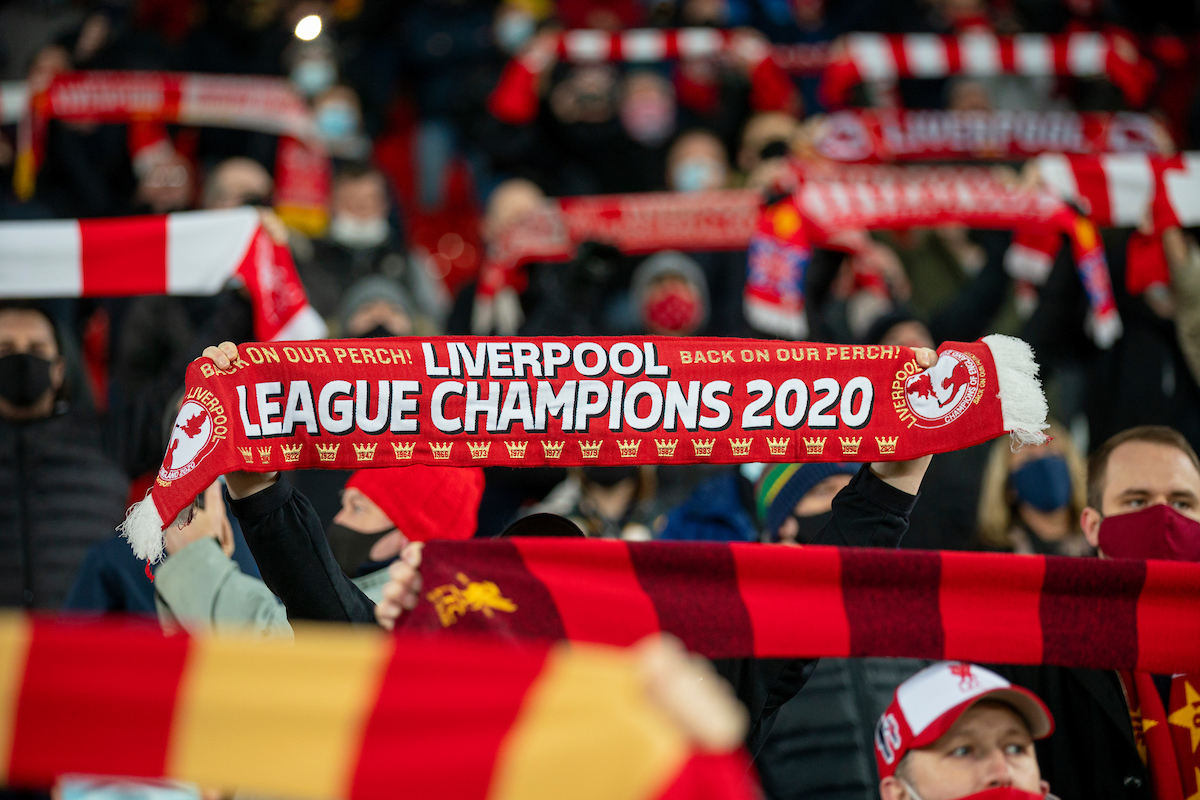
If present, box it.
[2,0,1200,798]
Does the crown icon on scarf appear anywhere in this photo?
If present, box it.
[542,440,565,459]
[257,446,272,464]
[391,441,415,460]
[238,446,253,463]
[468,441,491,459]
[505,440,528,458]
[839,437,862,456]
[693,439,716,457]
[281,443,303,463]
[655,439,678,457]
[353,443,378,461]
[316,443,340,462]
[803,437,826,455]
[580,441,603,458]
[875,436,899,455]
[430,442,454,460]
[766,437,789,456]
[617,440,641,458]
[729,438,753,457]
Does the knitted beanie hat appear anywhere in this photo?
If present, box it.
[344,464,485,541]
[756,462,859,537]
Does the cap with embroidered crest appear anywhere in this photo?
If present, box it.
[874,661,1055,779]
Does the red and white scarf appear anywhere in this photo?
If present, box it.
[488,28,796,125]
[0,207,324,342]
[1009,152,1200,297]
[14,71,331,235]
[472,167,1120,346]
[820,31,1155,109]
[808,109,1166,163]
[121,334,1048,563]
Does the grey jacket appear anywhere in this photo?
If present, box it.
[154,537,387,638]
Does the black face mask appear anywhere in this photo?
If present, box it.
[326,523,395,576]
[362,325,396,339]
[0,353,54,408]
[784,510,833,545]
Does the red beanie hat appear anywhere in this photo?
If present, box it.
[344,465,485,542]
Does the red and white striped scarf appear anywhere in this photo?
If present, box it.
[0,207,324,342]
[14,71,331,236]
[819,31,1155,109]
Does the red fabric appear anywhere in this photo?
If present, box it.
[231,226,318,341]
[811,109,1166,162]
[349,638,551,800]
[517,538,660,647]
[938,550,1044,666]
[819,32,1155,109]
[80,215,168,296]
[1118,670,1186,800]
[488,57,542,126]
[392,539,1200,675]
[747,57,799,114]
[146,336,1019,534]
[1126,230,1171,294]
[344,464,484,542]
[14,71,328,219]
[7,617,190,784]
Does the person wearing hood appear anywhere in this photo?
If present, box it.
[0,303,128,609]
[995,425,1200,800]
[630,250,710,336]
[296,162,449,328]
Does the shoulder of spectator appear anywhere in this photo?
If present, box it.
[156,536,236,589]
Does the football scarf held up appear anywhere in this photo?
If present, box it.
[400,537,1200,675]
[122,334,1049,563]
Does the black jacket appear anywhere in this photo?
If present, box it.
[993,665,1151,800]
[229,463,918,759]
[0,410,130,609]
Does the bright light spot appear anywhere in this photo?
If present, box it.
[295,15,322,41]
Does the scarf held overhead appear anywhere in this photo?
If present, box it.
[122,334,1048,563]
[14,71,331,235]
[400,538,1200,675]
[0,614,756,800]
[808,109,1167,163]
[0,208,324,342]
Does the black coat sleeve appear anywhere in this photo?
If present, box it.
[228,478,375,624]
[717,464,919,760]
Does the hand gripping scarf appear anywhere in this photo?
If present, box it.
[0,208,325,342]
[122,334,1048,563]
[14,71,331,235]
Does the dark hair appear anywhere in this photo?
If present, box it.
[0,301,65,357]
[1086,425,1200,510]
[334,161,383,186]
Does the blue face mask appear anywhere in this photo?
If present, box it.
[670,159,723,193]
[317,102,359,139]
[1010,455,1073,512]
[291,59,336,97]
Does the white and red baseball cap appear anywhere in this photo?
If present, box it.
[874,662,1055,778]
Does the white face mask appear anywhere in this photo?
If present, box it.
[330,215,389,248]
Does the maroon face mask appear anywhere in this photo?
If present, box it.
[1097,503,1200,562]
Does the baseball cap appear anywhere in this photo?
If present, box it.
[874,662,1055,779]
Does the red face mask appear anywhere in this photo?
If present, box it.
[1097,503,1200,562]
[902,784,1046,800]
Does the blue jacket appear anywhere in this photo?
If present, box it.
[658,472,759,543]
